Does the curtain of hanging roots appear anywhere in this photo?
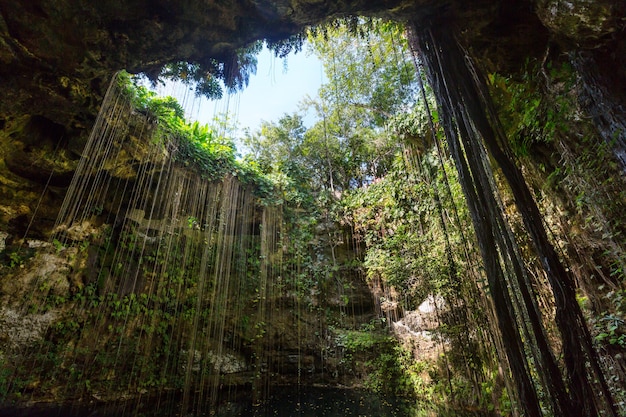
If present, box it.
[397,33,505,410]
[408,22,617,417]
[11,73,278,415]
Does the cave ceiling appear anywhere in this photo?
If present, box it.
[0,0,623,133]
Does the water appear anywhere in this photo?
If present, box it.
[0,387,416,417]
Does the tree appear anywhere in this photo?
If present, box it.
[299,21,418,191]
[242,114,306,174]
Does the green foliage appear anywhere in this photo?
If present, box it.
[173,119,236,179]
[491,60,626,345]
[155,62,224,99]
[266,34,305,58]
[308,20,417,120]
[0,365,15,402]
[0,208,275,401]
[1,20,509,412]
[295,20,416,190]
[335,327,419,397]
[244,19,419,193]
[117,71,277,199]
[239,23,499,413]
[8,251,23,268]
[594,288,626,347]
[364,343,414,396]
[488,61,575,156]
[52,239,64,253]
[2,247,35,269]
[337,329,383,352]
[342,148,467,303]
[144,41,263,99]
[243,114,307,178]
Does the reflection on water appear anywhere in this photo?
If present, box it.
[212,386,414,417]
[0,386,423,417]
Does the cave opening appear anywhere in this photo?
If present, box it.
[0,2,625,417]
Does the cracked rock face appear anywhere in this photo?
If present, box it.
[0,308,58,349]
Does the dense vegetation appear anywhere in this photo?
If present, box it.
[1,14,624,417]
[118,71,276,199]
[114,21,507,414]
[240,22,509,415]
[237,18,626,416]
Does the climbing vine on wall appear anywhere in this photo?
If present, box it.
[117,71,276,198]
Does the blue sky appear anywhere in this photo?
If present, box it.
[195,45,325,134]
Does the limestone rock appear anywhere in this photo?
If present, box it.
[0,230,7,252]
[0,250,74,306]
[0,307,58,349]
[536,0,625,46]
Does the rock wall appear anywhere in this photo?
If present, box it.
[0,101,380,406]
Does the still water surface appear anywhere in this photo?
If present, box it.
[1,386,417,417]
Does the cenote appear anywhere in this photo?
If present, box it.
[0,1,625,417]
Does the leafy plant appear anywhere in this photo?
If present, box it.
[8,251,23,268]
[117,71,277,200]
[488,62,575,156]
